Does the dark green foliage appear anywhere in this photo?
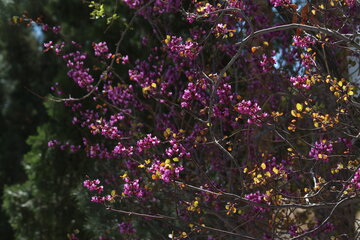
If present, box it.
[0,0,97,239]
[3,106,90,239]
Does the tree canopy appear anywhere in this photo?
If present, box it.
[2,0,360,239]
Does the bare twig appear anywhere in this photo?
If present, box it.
[106,206,176,220]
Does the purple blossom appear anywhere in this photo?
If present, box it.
[292,36,315,48]
[52,26,61,34]
[244,191,270,213]
[236,100,268,126]
[165,35,201,61]
[90,195,111,203]
[290,75,311,90]
[113,143,134,157]
[63,51,95,89]
[48,140,60,147]
[83,179,104,193]
[123,178,146,197]
[119,222,136,234]
[42,24,49,31]
[136,134,160,152]
[93,42,112,58]
[348,168,360,191]
[309,139,333,162]
[269,0,291,7]
[147,160,184,182]
[260,52,276,72]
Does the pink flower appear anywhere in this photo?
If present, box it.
[269,0,291,7]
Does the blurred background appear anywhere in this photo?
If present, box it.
[0,1,129,239]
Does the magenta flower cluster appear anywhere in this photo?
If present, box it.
[236,100,268,126]
[90,195,112,204]
[344,0,355,6]
[41,24,61,34]
[212,24,235,38]
[244,191,269,213]
[309,140,333,162]
[118,222,136,234]
[165,36,200,61]
[48,140,81,153]
[147,160,184,182]
[292,36,315,48]
[43,41,65,55]
[136,134,160,153]
[269,0,291,7]
[93,42,112,59]
[260,52,276,72]
[128,57,167,96]
[113,142,134,157]
[165,138,190,158]
[123,177,146,198]
[213,82,235,118]
[181,80,209,108]
[290,75,311,90]
[349,168,360,190]
[122,0,180,14]
[122,0,143,9]
[84,179,111,203]
[63,51,94,89]
[83,179,104,194]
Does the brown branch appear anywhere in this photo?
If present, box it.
[175,181,360,210]
[235,23,360,51]
[106,206,176,220]
[195,223,257,240]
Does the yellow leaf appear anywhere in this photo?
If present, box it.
[164,35,171,44]
[273,167,279,174]
[261,163,266,169]
[296,103,303,112]
[121,172,128,178]
[142,86,150,94]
